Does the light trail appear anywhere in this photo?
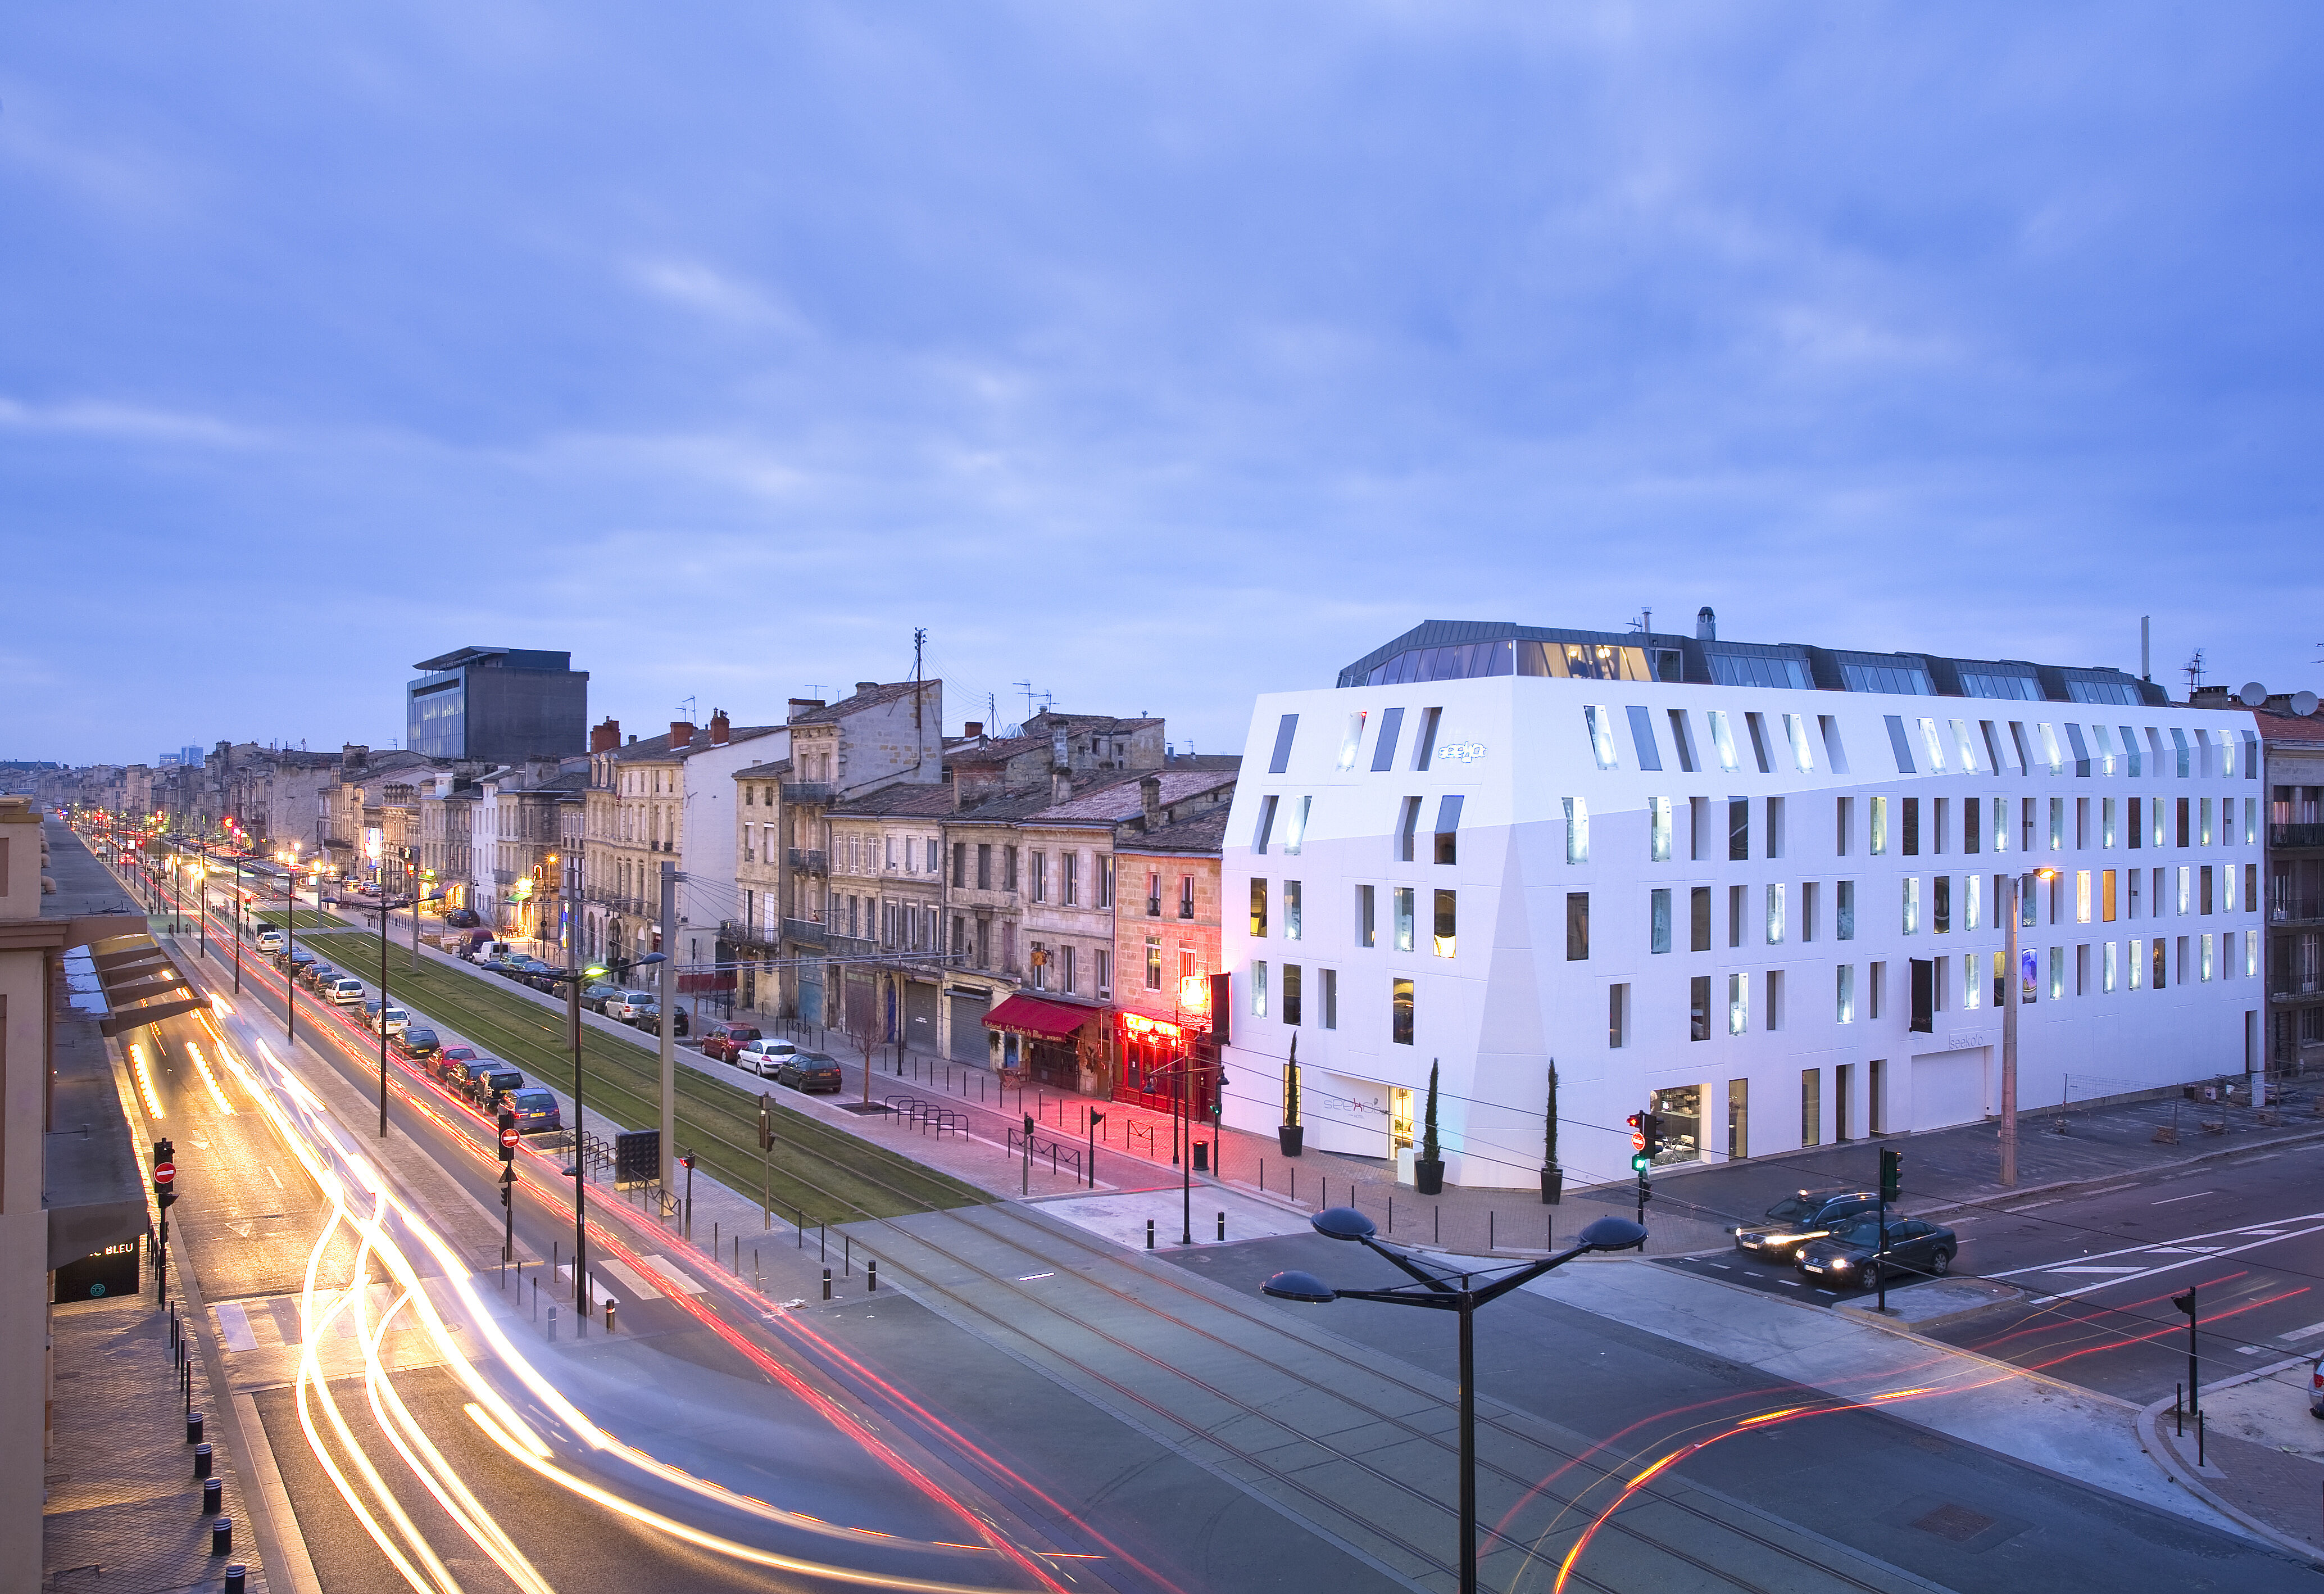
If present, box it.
[129,1041,165,1118]
[193,967,1063,1594]
[183,1040,235,1114]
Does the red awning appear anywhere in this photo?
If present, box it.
[983,994,1102,1040]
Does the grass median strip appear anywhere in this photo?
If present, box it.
[305,931,987,1228]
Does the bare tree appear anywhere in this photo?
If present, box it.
[842,972,883,1105]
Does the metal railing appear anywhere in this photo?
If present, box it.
[720,920,782,953]
[783,917,828,946]
[2272,824,2324,849]
[1005,1124,1083,1179]
[782,784,832,806]
[788,848,828,875]
[2268,898,2324,923]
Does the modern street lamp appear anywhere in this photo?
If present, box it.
[332,888,445,1138]
[2001,867,2062,1187]
[536,949,663,1320]
[1264,1208,1649,1594]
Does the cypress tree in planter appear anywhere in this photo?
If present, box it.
[1541,1061,1563,1204]
[1414,1058,1445,1196]
[1278,1035,1303,1156]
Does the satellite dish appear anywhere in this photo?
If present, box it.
[2239,681,2269,708]
[2295,690,2321,718]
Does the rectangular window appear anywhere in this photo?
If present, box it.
[2101,870,2117,922]
[1284,880,1302,940]
[1608,983,1629,1048]
[1934,874,1951,934]
[2165,937,2178,989]
[2101,798,2116,850]
[1767,795,1787,859]
[1802,880,1819,943]
[976,843,993,889]
[1903,876,1921,935]
[1391,977,1414,1044]
[1370,706,1405,772]
[1728,1078,1750,1160]
[2178,865,2191,914]
[1650,796,1672,862]
[1251,960,1269,1017]
[1585,704,1621,770]
[1745,712,1774,773]
[1690,795,1710,861]
[1032,850,1047,903]
[2127,867,2143,919]
[2248,928,2259,977]
[2177,797,2190,848]
[1801,1068,1822,1147]
[1729,796,1749,861]
[1322,968,1338,1029]
[1966,872,1982,931]
[1836,879,1855,940]
[1650,887,1672,953]
[1393,887,1414,953]
[1710,710,1742,773]
[1885,714,1917,773]
[1785,713,1817,773]
[1283,964,1302,1025]
[1869,961,1886,1020]
[1413,708,1441,771]
[1337,711,1368,772]
[2075,796,2089,849]
[1668,709,1699,772]
[1146,937,1162,989]
[1180,873,1195,918]
[1729,884,1746,948]
[2200,865,2213,915]
[1564,796,1588,864]
[1765,882,1786,944]
[1249,878,1269,937]
[1690,975,1712,1041]
[1871,796,1890,858]
[1356,884,1376,948]
[1902,797,1920,857]
[1097,948,1112,998]
[1628,705,1663,771]
[2075,870,2091,923]
[1962,952,1982,1009]
[1837,963,1855,1024]
[2130,937,2145,989]
[1004,845,1019,891]
[1965,795,1982,854]
[1837,794,1853,857]
[1432,889,1456,957]
[1567,892,1591,961]
[1909,957,1934,1032]
[1992,796,2009,855]
[1691,886,1712,952]
[2104,940,2118,993]
[1268,714,1300,775]
[1254,794,1279,854]
[1820,714,1850,773]
[1396,796,1421,863]
[2201,797,2213,847]
[1766,968,1785,1031]
[1283,796,1310,856]
[1097,854,1114,908]
[1934,796,1950,854]
[1729,972,1750,1035]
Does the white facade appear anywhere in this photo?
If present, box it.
[1220,669,2265,1192]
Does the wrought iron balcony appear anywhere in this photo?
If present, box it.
[720,920,782,953]
[788,848,828,875]
[782,784,832,807]
[2272,823,2324,850]
[784,917,828,946]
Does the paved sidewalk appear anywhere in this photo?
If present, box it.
[2141,1356,2324,1561]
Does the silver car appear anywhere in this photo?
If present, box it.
[733,1038,799,1077]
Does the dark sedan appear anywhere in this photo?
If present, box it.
[1795,1216,1958,1290]
[391,1026,442,1061]
[624,1003,689,1038]
[1733,1189,1881,1260]
[776,1052,843,1093]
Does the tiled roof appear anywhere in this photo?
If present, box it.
[611,726,780,762]
[945,735,1047,768]
[787,681,941,726]
[1116,806,1231,855]
[828,782,958,819]
[1029,769,1237,823]
[735,757,793,781]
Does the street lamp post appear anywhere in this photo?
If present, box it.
[1264,1208,1649,1594]
[2001,868,2060,1188]
[543,947,663,1321]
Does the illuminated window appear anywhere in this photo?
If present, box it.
[2248,929,2259,977]
[1918,717,1949,772]
[1393,887,1414,952]
[1708,711,1741,774]
[1903,877,1920,935]
[2129,939,2144,990]
[1951,719,1977,772]
[1962,953,1982,1009]
[1785,713,1816,772]
[1649,796,1672,862]
[1729,972,1750,1035]
[1249,878,1268,936]
[2050,798,2065,852]
[2050,946,2065,999]
[2037,723,2064,775]
[2104,940,2118,991]
[1283,796,1310,855]
[2199,797,2213,848]
[1145,938,1161,989]
[1284,880,1302,940]
[1250,961,1268,1017]
[2178,866,2191,914]
[2102,798,2116,849]
[1336,711,1368,772]
[1765,882,1786,945]
[1837,964,1855,1024]
[2074,871,2091,923]
[1432,889,1456,958]
[1564,797,1589,864]
[1871,795,1889,856]
[1585,705,1620,770]
[1837,880,1855,940]
[1390,977,1414,1045]
[2201,933,2214,981]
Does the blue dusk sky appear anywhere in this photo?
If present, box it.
[4,4,2321,765]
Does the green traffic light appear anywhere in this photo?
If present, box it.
[1631,1153,1651,1173]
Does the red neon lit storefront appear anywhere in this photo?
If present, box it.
[1113,1011,1216,1117]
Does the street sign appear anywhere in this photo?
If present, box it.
[152,1162,175,1185]
[500,1127,520,1151]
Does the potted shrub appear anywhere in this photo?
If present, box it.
[1541,1061,1563,1205]
[1414,1059,1445,1196]
[1278,1036,1304,1156]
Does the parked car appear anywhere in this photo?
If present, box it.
[733,1038,799,1076]
[2312,1352,2324,1419]
[701,1022,763,1063]
[623,1002,689,1038]
[392,1026,442,1061]
[366,1004,411,1036]
[432,1044,479,1083]
[582,983,624,1013]
[253,925,284,953]
[284,949,317,980]
[1733,1189,1882,1260]
[603,990,656,1021]
[474,953,511,975]
[327,977,366,1006]
[460,1059,526,1106]
[444,907,482,929]
[298,962,336,991]
[775,1051,843,1093]
[507,1088,563,1134]
[1795,1216,1958,1290]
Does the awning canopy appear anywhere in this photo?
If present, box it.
[983,993,1103,1041]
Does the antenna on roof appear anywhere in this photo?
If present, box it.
[2182,649,2205,697]
[677,695,697,724]
[1628,606,1653,636]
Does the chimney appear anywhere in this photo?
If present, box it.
[855,681,880,696]
[670,721,693,750]
[628,733,637,745]
[590,718,621,754]
[1696,605,1717,642]
[787,698,825,722]
[709,709,730,746]
[963,721,983,740]
[341,744,369,775]
[1052,770,1071,804]
[1140,775,1161,831]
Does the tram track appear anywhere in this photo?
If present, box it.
[845,1201,1922,1594]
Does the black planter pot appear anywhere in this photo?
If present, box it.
[1277,1124,1304,1156]
[1541,1165,1563,1206]
[1414,1158,1445,1196]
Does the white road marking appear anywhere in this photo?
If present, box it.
[640,1255,707,1294]
[215,1302,258,1352]
[266,1166,283,1188]
[2018,1217,2324,1305]
[2007,1199,2060,1212]
[596,1257,664,1302]
[2279,1321,2324,1344]
[1989,1207,2324,1281]
[1018,1272,1055,1281]
[2240,1230,2289,1238]
[2153,1190,2217,1205]
[2046,1265,2148,1275]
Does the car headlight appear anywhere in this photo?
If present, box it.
[1830,1257,1852,1271]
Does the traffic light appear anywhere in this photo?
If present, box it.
[497,1110,518,1164]
[679,1152,695,1173]
[1642,1114,1665,1161]
[1878,1147,1903,1203]
[1626,1112,1650,1173]
[152,1137,178,1210]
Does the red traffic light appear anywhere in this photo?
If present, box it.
[1626,1112,1645,1154]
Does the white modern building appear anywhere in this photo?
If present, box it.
[1219,618,2266,1193]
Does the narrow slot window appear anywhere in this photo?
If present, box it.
[1336,711,1368,772]
[1254,794,1278,854]
[1818,714,1850,773]
[1836,964,1855,1024]
[1837,794,1853,856]
[1728,796,1749,861]
[1249,878,1269,937]
[1267,714,1299,775]
[1785,713,1816,773]
[1395,795,1420,863]
[1608,984,1629,1048]
[1917,717,1948,773]
[1709,710,1741,773]
[1282,796,1310,855]
[1251,961,1268,1017]
[1564,796,1589,864]
[1393,887,1414,952]
[1585,705,1620,770]
[1690,886,1712,952]
[1668,710,1699,773]
[1356,884,1376,948]
[1729,972,1750,1035]
[1284,880,1302,940]
[1836,879,1855,940]
[1434,795,1463,865]
[1432,889,1456,957]
[1391,977,1414,1044]
[1566,893,1590,960]
[1744,712,1774,773]
[1322,969,1338,1029]
[1627,705,1663,771]
[1649,796,1672,863]
[1413,708,1441,771]
[1650,887,1672,953]
[1765,882,1786,944]
[1370,707,1405,772]
[1870,795,1888,855]
[1884,714,1917,774]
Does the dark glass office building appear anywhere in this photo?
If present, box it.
[406,647,588,763]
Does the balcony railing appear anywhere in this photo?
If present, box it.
[788,848,828,875]
[784,917,828,946]
[2269,898,2324,923]
[782,784,832,807]
[2271,977,2324,999]
[720,919,781,953]
[2272,823,2324,850]
[827,934,879,959]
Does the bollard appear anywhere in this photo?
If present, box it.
[1146,1219,1155,1251]
[547,1306,557,1342]
[212,1516,233,1556]
[202,1477,223,1514]
[225,1566,247,1594]
[1217,1211,1225,1242]
[605,1298,618,1333]
[193,1443,214,1479]
[822,1268,833,1301]
[868,1260,879,1293]
[188,1411,205,1444]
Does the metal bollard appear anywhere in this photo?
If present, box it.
[193,1442,214,1479]
[868,1260,878,1293]
[547,1306,557,1342]
[212,1517,233,1556]
[202,1477,223,1514]
[187,1411,205,1444]
[225,1566,247,1594]
[1146,1219,1155,1251]
[822,1267,832,1301]
[605,1298,618,1333]
[1217,1211,1225,1242]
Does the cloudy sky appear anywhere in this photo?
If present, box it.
[6,4,2321,765]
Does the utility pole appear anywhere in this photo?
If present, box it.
[660,861,679,1191]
